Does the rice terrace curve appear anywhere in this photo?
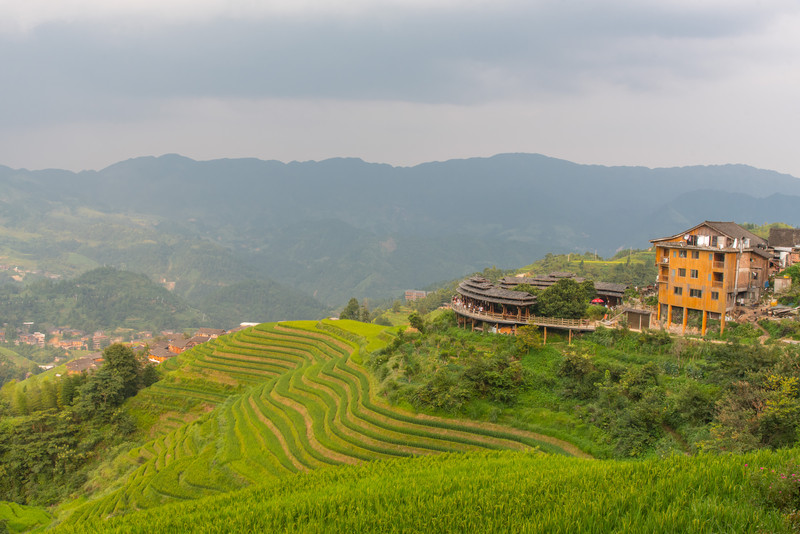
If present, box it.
[63,320,587,524]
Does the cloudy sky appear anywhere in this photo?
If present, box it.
[2,0,799,176]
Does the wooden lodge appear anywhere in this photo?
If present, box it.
[454,276,537,334]
[651,220,770,335]
[453,276,595,336]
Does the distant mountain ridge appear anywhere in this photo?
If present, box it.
[0,153,798,305]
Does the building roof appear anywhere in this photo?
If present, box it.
[197,328,226,336]
[651,221,767,247]
[187,334,211,346]
[501,274,628,297]
[168,337,189,349]
[457,276,537,307]
[149,346,174,359]
[769,227,800,248]
[593,281,628,296]
[66,354,104,373]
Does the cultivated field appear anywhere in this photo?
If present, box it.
[62,320,584,524]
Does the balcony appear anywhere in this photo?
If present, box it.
[660,258,669,264]
[712,261,725,269]
[712,281,724,288]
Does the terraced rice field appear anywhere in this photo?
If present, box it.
[66,321,586,523]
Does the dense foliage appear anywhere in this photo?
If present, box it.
[0,345,158,505]
[0,267,204,333]
[369,315,800,459]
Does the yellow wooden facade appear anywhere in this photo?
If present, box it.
[651,222,769,335]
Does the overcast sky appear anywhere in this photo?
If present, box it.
[2,0,799,176]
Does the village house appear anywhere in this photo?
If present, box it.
[148,343,174,364]
[196,328,226,339]
[404,290,428,302]
[769,227,800,270]
[651,221,770,335]
[66,352,104,375]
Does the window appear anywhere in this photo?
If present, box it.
[674,286,683,296]
[711,236,718,247]
[678,250,687,258]
[678,268,686,277]
[711,291,719,300]
[689,289,702,298]
[690,269,699,278]
[673,250,677,257]
[691,251,699,259]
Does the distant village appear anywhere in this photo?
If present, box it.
[8,220,800,378]
[5,323,254,376]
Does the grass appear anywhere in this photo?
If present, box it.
[61,321,586,525]
[50,447,800,533]
[0,501,52,533]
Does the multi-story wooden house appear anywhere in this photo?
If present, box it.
[651,221,770,335]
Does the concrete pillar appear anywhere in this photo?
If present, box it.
[682,308,688,334]
[701,310,707,336]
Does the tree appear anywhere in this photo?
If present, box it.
[76,366,126,420]
[516,325,542,350]
[102,344,141,398]
[340,298,360,320]
[536,278,593,319]
[408,312,425,333]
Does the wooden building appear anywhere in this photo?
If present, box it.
[651,221,770,335]
[148,343,174,364]
[769,227,800,270]
[453,276,537,334]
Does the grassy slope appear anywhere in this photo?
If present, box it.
[51,448,799,533]
[0,501,51,533]
[58,320,584,527]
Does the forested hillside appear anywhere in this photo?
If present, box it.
[1,154,799,305]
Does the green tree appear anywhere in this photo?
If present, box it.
[340,298,360,320]
[516,325,542,350]
[102,344,141,398]
[408,312,425,333]
[76,366,125,420]
[536,278,593,319]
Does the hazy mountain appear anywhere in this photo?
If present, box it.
[1,153,798,305]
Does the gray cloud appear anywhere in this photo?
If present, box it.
[2,1,799,175]
[2,4,786,111]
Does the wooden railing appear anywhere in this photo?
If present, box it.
[451,302,595,330]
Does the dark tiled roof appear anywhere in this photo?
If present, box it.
[187,335,211,345]
[66,356,103,373]
[457,277,537,307]
[168,337,189,349]
[769,228,800,248]
[594,282,628,296]
[197,328,226,336]
[149,346,174,359]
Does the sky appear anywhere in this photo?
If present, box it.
[1,0,799,176]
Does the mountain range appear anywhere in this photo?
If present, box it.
[1,153,798,309]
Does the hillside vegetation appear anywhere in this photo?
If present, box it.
[52,448,800,533]
[2,154,800,305]
[1,314,798,531]
[53,321,580,525]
